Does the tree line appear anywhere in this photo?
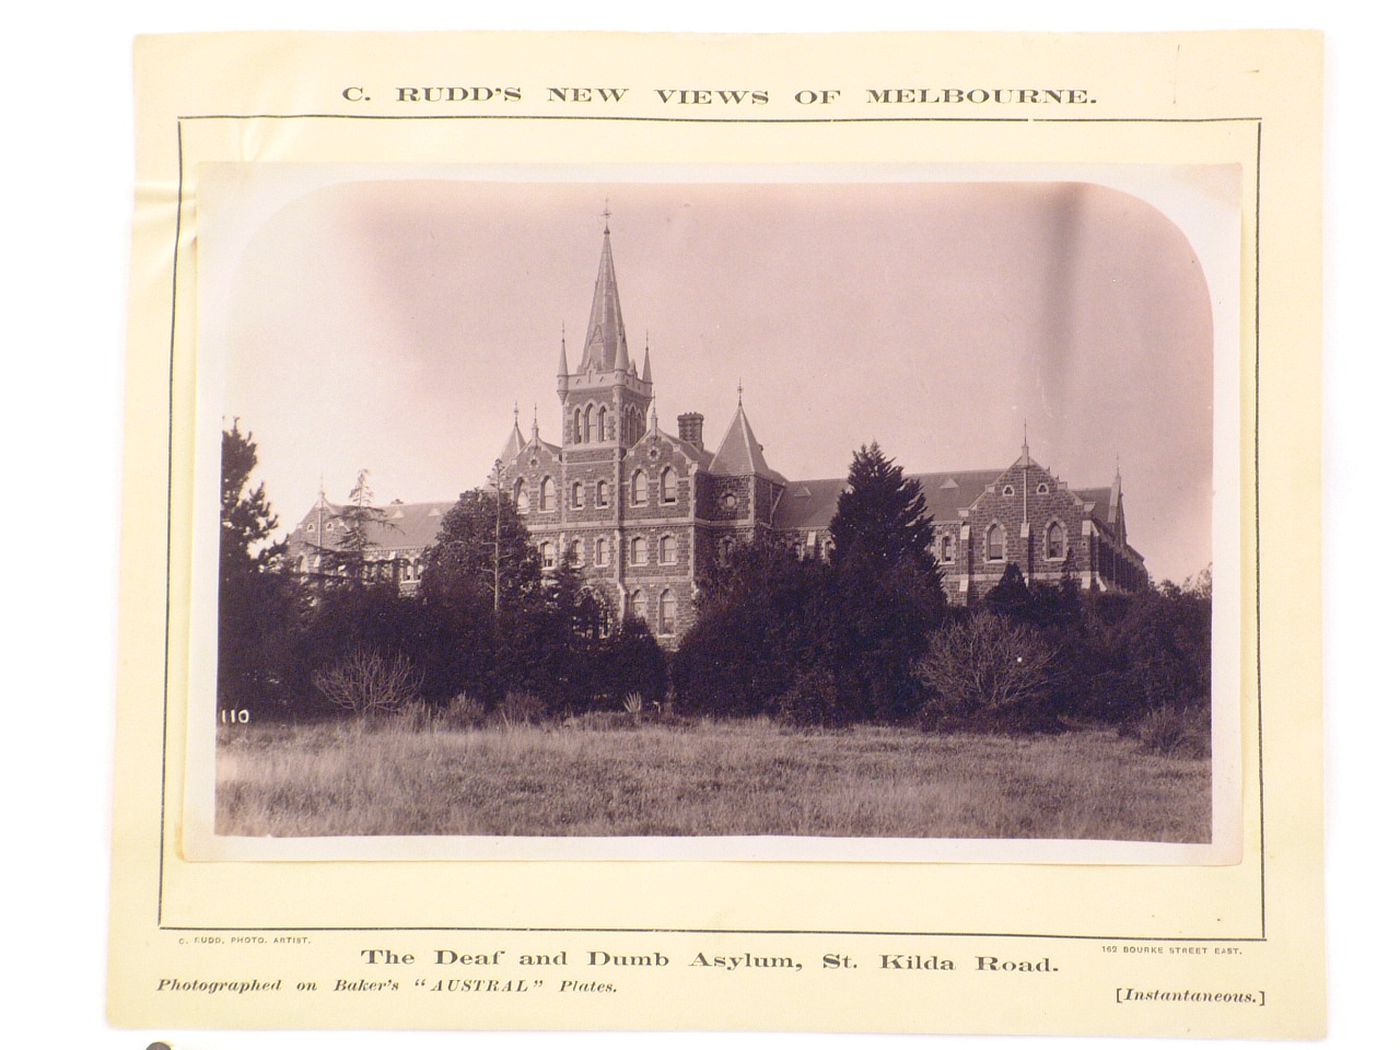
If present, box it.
[220,424,1211,742]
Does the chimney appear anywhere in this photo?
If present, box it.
[678,412,704,451]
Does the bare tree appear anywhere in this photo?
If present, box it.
[917,612,1057,727]
[313,648,422,718]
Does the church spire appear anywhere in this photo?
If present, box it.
[557,323,568,377]
[578,215,630,373]
[642,332,652,383]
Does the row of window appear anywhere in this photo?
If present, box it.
[567,402,650,447]
[539,533,683,570]
[998,482,1054,497]
[626,587,678,635]
[513,468,681,514]
[933,520,1068,564]
[293,553,423,581]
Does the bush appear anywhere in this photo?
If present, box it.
[775,668,846,728]
[916,612,1057,731]
[1132,705,1210,758]
[439,693,488,730]
[313,648,422,718]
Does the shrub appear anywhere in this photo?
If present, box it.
[313,648,422,718]
[1132,705,1211,758]
[916,612,1057,731]
[775,668,846,728]
[439,693,488,730]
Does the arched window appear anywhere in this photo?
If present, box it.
[540,541,556,569]
[598,405,609,442]
[658,590,676,635]
[569,539,584,566]
[660,535,677,564]
[940,534,955,562]
[1046,521,1066,560]
[627,589,645,622]
[630,536,647,565]
[595,536,610,566]
[296,555,307,573]
[986,523,1006,562]
[584,404,595,443]
[719,537,734,565]
[597,480,610,507]
[540,476,556,512]
[573,408,582,444]
[631,470,648,505]
[824,538,836,561]
[514,478,528,514]
[661,467,678,503]
[571,481,584,509]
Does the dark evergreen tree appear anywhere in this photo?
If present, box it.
[829,442,938,578]
[217,423,305,715]
[419,486,542,609]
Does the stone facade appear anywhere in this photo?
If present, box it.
[287,221,1147,644]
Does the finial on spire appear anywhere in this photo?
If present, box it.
[513,401,519,425]
[601,198,611,234]
[737,379,744,407]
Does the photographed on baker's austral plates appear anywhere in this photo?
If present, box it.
[199,172,1236,859]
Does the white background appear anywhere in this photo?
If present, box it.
[2,4,1391,1049]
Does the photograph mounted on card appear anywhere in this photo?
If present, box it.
[184,162,1242,865]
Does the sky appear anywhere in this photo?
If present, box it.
[209,172,1231,584]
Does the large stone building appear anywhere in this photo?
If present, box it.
[288,220,1146,643]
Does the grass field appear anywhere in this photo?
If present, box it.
[215,717,1211,842]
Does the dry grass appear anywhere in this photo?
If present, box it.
[215,719,1210,842]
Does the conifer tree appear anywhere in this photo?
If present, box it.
[829,442,937,577]
[218,422,302,712]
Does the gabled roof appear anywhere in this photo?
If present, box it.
[577,226,630,373]
[709,403,786,483]
[288,500,454,553]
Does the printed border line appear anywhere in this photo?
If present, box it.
[158,112,1265,943]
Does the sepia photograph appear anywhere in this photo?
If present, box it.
[198,170,1237,856]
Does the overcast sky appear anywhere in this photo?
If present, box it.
[209,173,1230,583]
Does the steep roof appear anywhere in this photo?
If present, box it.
[709,403,785,483]
[497,419,525,465]
[288,500,454,553]
[577,225,630,373]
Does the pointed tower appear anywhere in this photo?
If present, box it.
[497,404,525,465]
[556,214,653,449]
